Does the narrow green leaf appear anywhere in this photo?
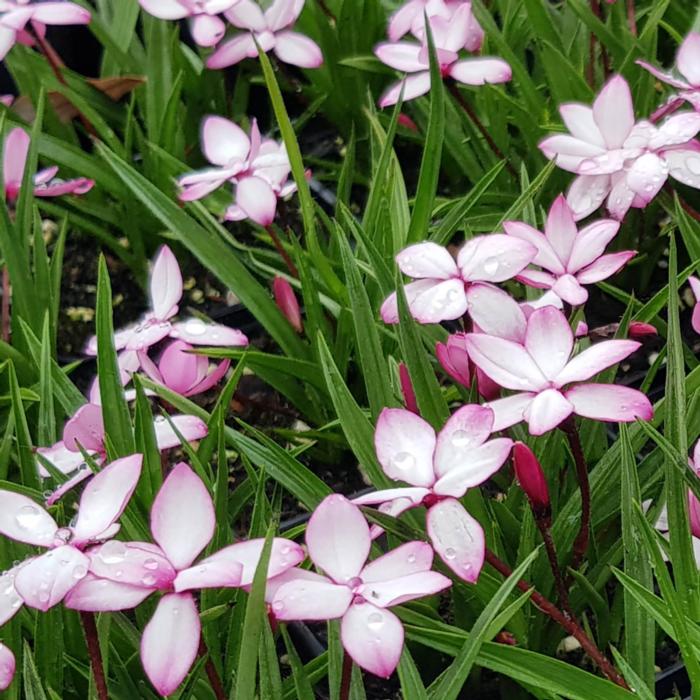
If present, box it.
[38,314,56,446]
[9,361,38,490]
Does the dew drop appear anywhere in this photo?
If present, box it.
[184,319,207,336]
[141,574,157,587]
[272,600,285,612]
[450,429,471,448]
[99,541,127,565]
[390,451,416,472]
[407,554,417,564]
[445,547,457,560]
[143,558,159,571]
[39,592,50,604]
[73,565,88,580]
[483,257,499,276]
[367,612,384,630]
[15,505,42,530]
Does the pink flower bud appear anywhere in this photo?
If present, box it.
[0,643,14,691]
[513,442,550,512]
[690,491,700,539]
[398,114,418,131]
[436,333,471,388]
[574,321,588,337]
[273,277,302,333]
[398,362,419,414]
[628,321,657,339]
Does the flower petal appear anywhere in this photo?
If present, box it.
[0,568,23,625]
[174,559,243,593]
[63,403,104,452]
[0,643,14,692]
[523,389,574,436]
[678,32,700,86]
[359,570,451,607]
[138,0,189,20]
[374,408,436,487]
[306,494,370,583]
[235,175,278,226]
[224,0,266,31]
[433,404,494,476]
[567,219,620,273]
[551,274,588,305]
[14,547,89,611]
[352,488,429,507]
[575,251,636,284]
[141,593,201,697]
[458,234,536,283]
[378,72,431,108]
[149,245,182,320]
[449,57,511,85]
[465,284,527,341]
[503,220,565,275]
[207,33,258,68]
[360,541,434,583]
[524,306,573,380]
[273,30,323,67]
[153,414,208,450]
[566,173,611,221]
[426,498,484,582]
[2,128,29,190]
[151,463,215,570]
[593,75,634,149]
[663,145,700,189]
[544,195,577,266]
[381,278,468,324]
[375,41,425,72]
[72,454,143,544]
[341,603,404,678]
[559,103,606,148]
[190,13,226,47]
[395,242,459,280]
[88,541,176,589]
[555,339,639,386]
[484,393,534,431]
[565,383,653,423]
[170,318,248,346]
[64,573,154,611]
[30,3,91,24]
[0,491,56,546]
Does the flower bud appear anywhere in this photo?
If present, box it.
[273,276,303,333]
[398,362,419,415]
[628,321,657,339]
[397,114,418,132]
[0,643,15,691]
[574,321,588,337]
[513,442,550,513]
[436,333,471,388]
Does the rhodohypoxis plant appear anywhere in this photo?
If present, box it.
[380,238,536,324]
[207,0,323,69]
[375,2,511,107]
[65,463,305,696]
[353,406,512,580]
[0,0,91,60]
[539,74,700,220]
[505,194,635,305]
[3,127,93,203]
[270,495,452,677]
[178,116,296,226]
[465,305,653,434]
[138,0,240,47]
[85,245,248,356]
[0,454,142,612]
[638,33,700,112]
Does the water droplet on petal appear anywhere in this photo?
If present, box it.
[367,612,384,630]
[143,558,159,571]
[15,505,42,530]
[99,541,127,565]
[445,547,457,560]
[141,574,157,587]
[450,429,472,448]
[73,565,88,580]
[390,451,416,472]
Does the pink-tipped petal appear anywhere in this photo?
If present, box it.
[464,334,547,392]
[157,340,205,395]
[359,570,452,607]
[174,559,243,593]
[206,32,259,68]
[0,644,14,692]
[395,242,459,280]
[141,593,200,697]
[274,31,323,68]
[374,408,437,487]
[0,491,56,546]
[555,339,639,386]
[566,173,611,221]
[64,573,154,611]
[149,245,183,320]
[661,145,700,189]
[360,541,434,584]
[72,454,143,544]
[426,498,484,582]
[503,220,565,275]
[484,392,534,431]
[544,195,577,266]
[378,72,431,108]
[235,175,278,226]
[0,568,23,625]
[565,383,653,422]
[153,414,208,450]
[606,172,636,221]
[567,219,620,273]
[88,541,176,589]
[352,487,429,507]
[551,274,588,305]
[450,57,511,85]
[3,128,29,192]
[170,318,248,346]
[36,441,87,477]
[524,306,574,380]
[30,3,91,24]
[625,152,668,203]
[433,404,494,476]
[190,13,226,47]
[691,276,700,335]
[576,250,636,284]
[306,495,370,583]
[593,75,635,149]
[272,576,353,620]
[63,403,104,453]
[677,33,700,87]
[14,547,89,611]
[465,284,527,341]
[151,463,215,570]
[375,41,426,72]
[224,0,267,30]
[138,0,190,20]
[458,235,536,283]
[341,602,404,677]
[201,116,251,166]
[559,103,606,148]
[384,278,468,324]
[523,388,574,435]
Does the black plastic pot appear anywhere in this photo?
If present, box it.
[655,661,690,700]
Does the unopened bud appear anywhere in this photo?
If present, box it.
[398,362,419,415]
[513,442,550,513]
[436,333,471,388]
[397,113,418,131]
[574,321,588,337]
[628,321,657,339]
[273,277,303,333]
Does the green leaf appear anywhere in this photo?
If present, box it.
[37,314,56,446]
[280,626,315,700]
[9,361,39,490]
[22,642,49,700]
[397,648,428,700]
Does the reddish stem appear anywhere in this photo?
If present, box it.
[79,612,109,700]
[447,82,518,180]
[198,640,227,700]
[339,650,353,700]
[626,0,637,37]
[664,183,700,222]
[266,226,299,278]
[650,97,684,124]
[316,0,337,22]
[533,511,574,618]
[484,549,628,689]
[2,267,10,343]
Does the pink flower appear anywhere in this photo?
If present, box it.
[37,403,208,503]
[0,644,14,692]
[3,127,93,203]
[388,0,484,50]
[688,276,700,335]
[65,463,304,696]
[465,305,653,435]
[0,0,91,60]
[138,0,240,47]
[375,3,510,107]
[178,117,296,226]
[138,340,230,397]
[539,75,700,221]
[505,194,635,305]
[271,494,451,677]
[0,454,142,612]
[435,332,500,400]
[207,0,323,69]
[84,245,248,356]
[354,406,512,580]
[689,441,700,539]
[380,238,536,324]
[273,276,303,333]
[638,33,700,113]
[512,442,549,512]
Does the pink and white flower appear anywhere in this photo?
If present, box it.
[353,406,511,581]
[539,75,700,221]
[207,0,322,69]
[0,643,14,691]
[465,305,653,435]
[435,332,500,400]
[375,3,510,107]
[178,116,296,226]
[3,127,93,203]
[84,245,248,356]
[638,33,700,113]
[0,454,142,612]
[138,0,240,47]
[505,194,635,305]
[271,494,451,677]
[0,0,91,61]
[688,275,700,335]
[65,463,304,696]
[380,238,536,324]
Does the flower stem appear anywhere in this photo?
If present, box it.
[446,82,518,180]
[561,417,590,577]
[484,549,628,689]
[339,650,353,700]
[198,639,227,700]
[79,612,109,700]
[650,96,684,123]
[316,0,337,22]
[2,267,10,343]
[533,511,574,618]
[266,226,299,278]
[626,0,637,36]
[27,23,97,138]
